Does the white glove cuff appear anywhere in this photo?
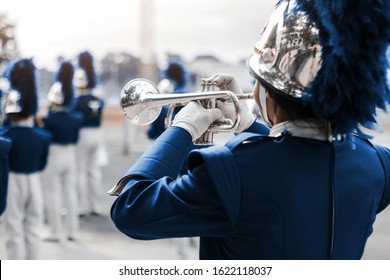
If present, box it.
[172,122,197,140]
[236,114,256,133]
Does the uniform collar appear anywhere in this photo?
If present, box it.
[270,119,333,141]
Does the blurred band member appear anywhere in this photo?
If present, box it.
[147,60,189,140]
[73,51,105,216]
[1,59,51,259]
[41,61,84,241]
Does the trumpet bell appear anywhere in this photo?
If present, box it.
[120,78,162,125]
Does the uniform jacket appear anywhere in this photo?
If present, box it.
[1,126,52,173]
[73,93,104,128]
[43,110,84,144]
[111,123,390,259]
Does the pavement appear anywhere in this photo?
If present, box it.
[0,108,389,260]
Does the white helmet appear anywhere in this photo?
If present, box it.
[73,69,88,88]
[157,79,175,94]
[47,82,64,105]
[4,90,22,114]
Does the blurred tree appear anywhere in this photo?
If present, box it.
[0,14,19,67]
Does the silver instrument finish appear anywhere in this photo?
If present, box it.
[120,78,252,145]
[247,0,322,99]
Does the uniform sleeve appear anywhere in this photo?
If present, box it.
[110,165,232,240]
[110,126,233,239]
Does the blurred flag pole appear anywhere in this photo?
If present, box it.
[139,0,157,81]
[123,0,158,155]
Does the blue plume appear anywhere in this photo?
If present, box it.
[292,0,390,137]
[6,58,38,115]
[55,61,74,106]
[78,51,96,89]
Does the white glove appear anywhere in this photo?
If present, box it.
[172,101,222,141]
[203,73,256,133]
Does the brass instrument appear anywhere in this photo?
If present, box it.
[120,78,253,145]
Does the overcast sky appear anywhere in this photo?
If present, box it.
[0,0,276,70]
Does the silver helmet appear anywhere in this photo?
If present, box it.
[4,90,22,114]
[248,0,322,99]
[72,69,88,89]
[47,82,64,105]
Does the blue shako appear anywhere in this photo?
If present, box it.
[54,61,75,107]
[77,51,96,89]
[4,59,38,115]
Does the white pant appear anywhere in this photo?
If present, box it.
[3,172,43,259]
[76,128,104,214]
[41,145,79,239]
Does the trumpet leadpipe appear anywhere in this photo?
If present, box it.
[236,93,254,99]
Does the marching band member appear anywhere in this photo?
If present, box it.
[41,61,84,241]
[73,51,105,216]
[1,59,52,259]
[110,0,390,259]
[147,60,189,140]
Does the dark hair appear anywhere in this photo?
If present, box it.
[55,61,74,106]
[166,63,185,87]
[260,81,316,121]
[261,80,332,136]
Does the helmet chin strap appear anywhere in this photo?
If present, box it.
[259,85,272,127]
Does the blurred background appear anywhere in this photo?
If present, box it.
[0,0,389,260]
[0,0,276,98]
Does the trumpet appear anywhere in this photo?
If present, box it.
[120,78,253,145]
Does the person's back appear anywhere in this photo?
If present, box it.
[40,61,83,241]
[3,126,51,173]
[1,58,52,259]
[199,133,387,259]
[74,94,103,128]
[43,111,83,144]
[73,51,106,216]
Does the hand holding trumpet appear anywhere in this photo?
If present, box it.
[172,101,223,141]
[202,73,256,133]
